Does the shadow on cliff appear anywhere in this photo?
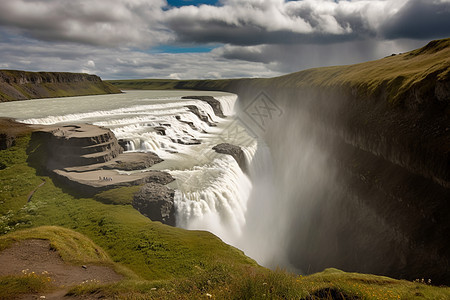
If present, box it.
[26,132,90,199]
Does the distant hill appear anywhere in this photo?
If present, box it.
[108,38,450,107]
[0,70,121,102]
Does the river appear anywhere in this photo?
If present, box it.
[0,90,283,268]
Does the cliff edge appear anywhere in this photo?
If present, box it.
[108,38,450,284]
[0,70,121,102]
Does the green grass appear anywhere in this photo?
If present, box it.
[94,185,141,205]
[68,267,450,299]
[0,226,113,266]
[0,133,259,283]
[0,135,44,216]
[0,273,53,300]
[1,131,449,299]
[3,43,450,298]
[107,78,237,92]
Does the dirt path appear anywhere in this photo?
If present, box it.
[26,181,46,203]
[0,239,123,299]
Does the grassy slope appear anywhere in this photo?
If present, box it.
[108,38,450,106]
[0,128,449,299]
[1,40,450,298]
[268,38,450,104]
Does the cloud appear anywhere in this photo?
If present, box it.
[216,38,428,74]
[0,37,278,79]
[164,0,409,46]
[0,0,171,47]
[382,0,450,39]
[0,0,448,48]
[0,0,449,79]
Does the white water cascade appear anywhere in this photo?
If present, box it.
[15,91,269,257]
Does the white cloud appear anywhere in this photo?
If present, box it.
[0,0,171,47]
[0,0,449,79]
[0,37,278,79]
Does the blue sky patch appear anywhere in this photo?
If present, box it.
[149,44,220,54]
[166,0,220,8]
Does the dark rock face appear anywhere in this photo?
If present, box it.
[34,124,123,169]
[213,143,247,173]
[185,105,216,126]
[0,70,121,102]
[132,183,176,226]
[235,85,450,284]
[0,133,15,150]
[0,118,31,150]
[181,96,225,118]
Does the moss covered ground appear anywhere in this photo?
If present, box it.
[0,126,449,299]
[2,38,450,298]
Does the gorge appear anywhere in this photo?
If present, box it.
[108,38,450,284]
[0,38,449,290]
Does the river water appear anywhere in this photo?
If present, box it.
[0,90,281,266]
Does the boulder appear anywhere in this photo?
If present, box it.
[212,143,247,173]
[0,133,15,150]
[132,183,175,226]
[105,152,163,171]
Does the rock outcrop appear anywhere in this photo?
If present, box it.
[185,105,216,126]
[0,118,32,150]
[181,96,225,118]
[34,124,123,169]
[0,133,15,150]
[30,124,174,195]
[0,70,121,102]
[132,183,176,226]
[212,143,247,173]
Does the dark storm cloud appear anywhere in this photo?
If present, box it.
[382,0,450,39]
[165,0,374,46]
[0,0,448,48]
[166,0,450,46]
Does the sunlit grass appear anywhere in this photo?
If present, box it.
[0,272,53,300]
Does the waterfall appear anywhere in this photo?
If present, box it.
[19,91,266,259]
[172,156,252,245]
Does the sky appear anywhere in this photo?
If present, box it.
[0,0,449,80]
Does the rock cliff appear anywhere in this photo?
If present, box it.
[0,70,121,101]
[109,38,450,284]
[30,124,174,196]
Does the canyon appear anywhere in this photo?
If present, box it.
[0,38,449,285]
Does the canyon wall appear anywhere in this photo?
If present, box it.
[109,38,450,283]
[0,70,121,102]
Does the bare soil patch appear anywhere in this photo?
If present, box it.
[0,239,123,299]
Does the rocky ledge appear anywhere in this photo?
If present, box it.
[213,143,247,173]
[181,95,225,118]
[30,123,176,225]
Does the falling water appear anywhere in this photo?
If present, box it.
[12,90,273,260]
